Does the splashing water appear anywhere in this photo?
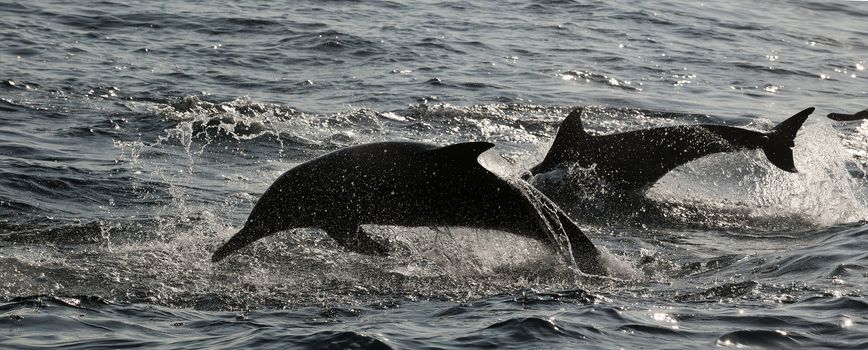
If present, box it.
[650,121,868,229]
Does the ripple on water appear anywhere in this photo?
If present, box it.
[716,329,809,348]
[456,316,593,347]
[1,0,868,348]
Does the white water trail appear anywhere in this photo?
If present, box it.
[753,122,868,225]
[651,122,868,227]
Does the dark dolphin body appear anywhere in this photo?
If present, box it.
[212,141,605,275]
[828,109,868,121]
[528,107,814,193]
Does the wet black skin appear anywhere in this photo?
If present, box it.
[827,109,868,121]
[529,107,813,193]
[212,141,604,275]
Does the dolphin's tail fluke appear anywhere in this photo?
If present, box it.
[762,107,814,173]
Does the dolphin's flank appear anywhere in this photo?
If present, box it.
[212,141,605,275]
[528,107,814,193]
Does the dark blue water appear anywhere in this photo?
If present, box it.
[2,0,867,348]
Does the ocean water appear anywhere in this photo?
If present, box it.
[2,0,867,348]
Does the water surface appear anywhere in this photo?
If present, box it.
[1,0,867,348]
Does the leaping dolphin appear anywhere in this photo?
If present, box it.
[528,107,814,193]
[827,109,868,121]
[212,141,605,275]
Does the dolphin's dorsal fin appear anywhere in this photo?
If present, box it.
[547,107,589,156]
[551,108,589,152]
[527,108,591,174]
[426,142,495,165]
[560,108,588,137]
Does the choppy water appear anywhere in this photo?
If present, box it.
[2,0,867,348]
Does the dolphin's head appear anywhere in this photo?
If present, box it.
[211,171,308,262]
[211,224,271,262]
[212,193,291,262]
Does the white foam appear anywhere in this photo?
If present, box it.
[650,122,868,227]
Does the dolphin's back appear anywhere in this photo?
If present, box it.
[531,107,811,193]
[249,142,440,226]
[212,141,605,274]
[532,110,762,191]
[245,141,532,230]
[589,125,761,190]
